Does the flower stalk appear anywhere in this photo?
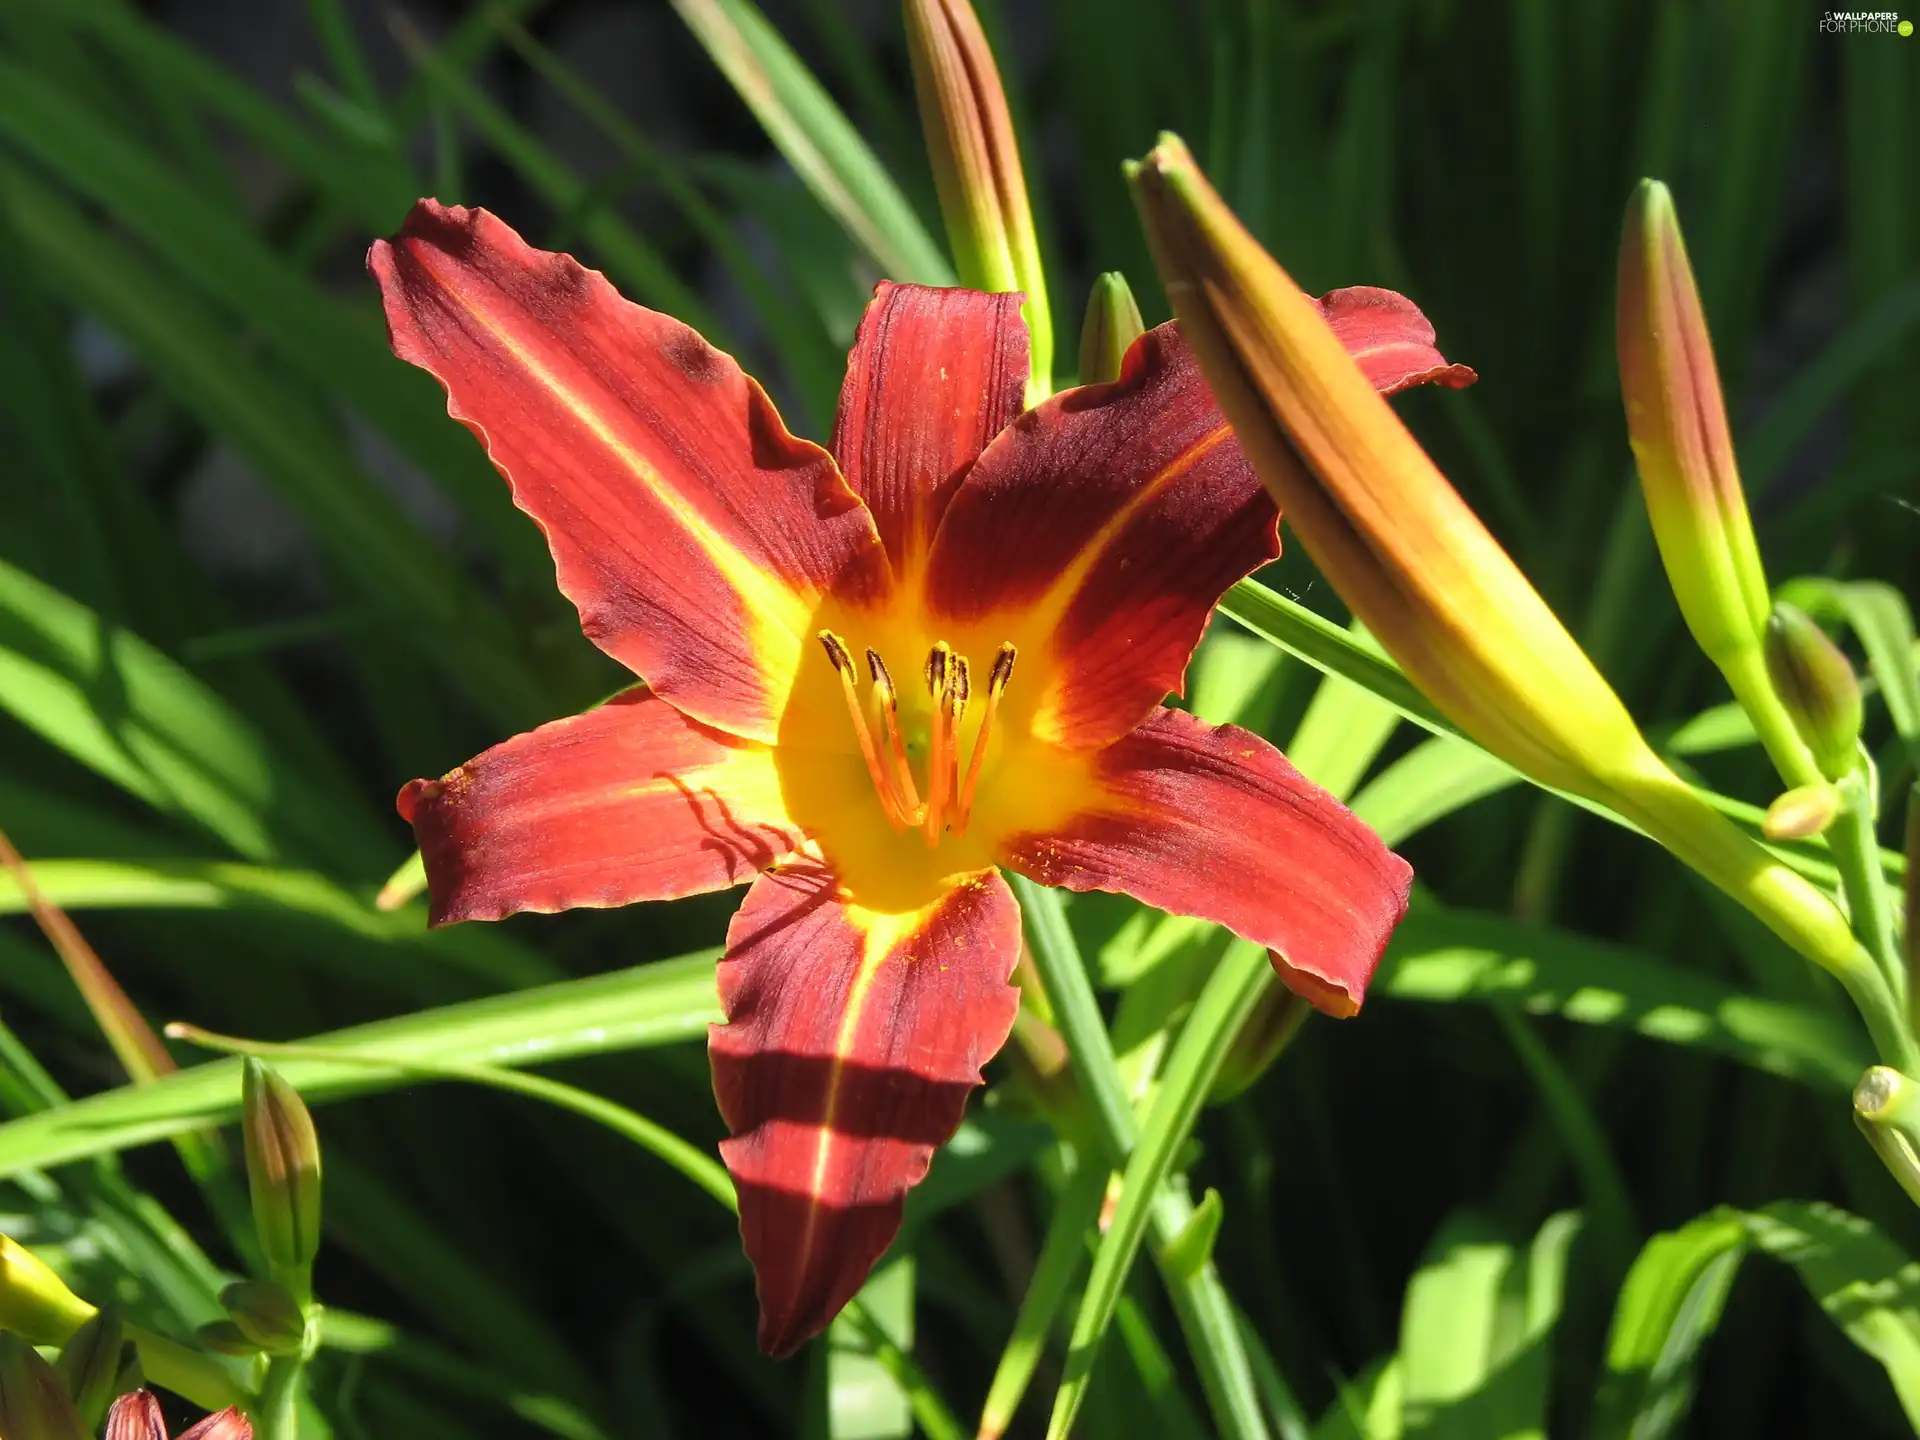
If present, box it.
[904,0,1053,401]
[1124,133,1881,1018]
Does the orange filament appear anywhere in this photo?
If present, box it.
[866,649,923,818]
[819,630,909,831]
[955,643,1015,834]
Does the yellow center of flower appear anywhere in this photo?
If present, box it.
[817,630,1016,843]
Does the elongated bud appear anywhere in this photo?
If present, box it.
[1208,988,1312,1102]
[1905,784,1918,1033]
[1079,272,1145,385]
[105,1391,167,1440]
[55,1306,127,1428]
[0,1331,89,1440]
[1125,132,1862,981]
[242,1058,322,1300]
[0,1235,95,1345]
[1617,179,1771,669]
[219,1279,304,1355]
[179,1409,254,1440]
[1762,783,1842,841]
[193,1321,260,1357]
[904,0,1052,401]
[1764,603,1862,782]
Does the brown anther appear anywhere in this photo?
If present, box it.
[818,629,855,675]
[988,642,1017,694]
[925,641,951,698]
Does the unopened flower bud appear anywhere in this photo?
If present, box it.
[0,1235,95,1345]
[179,1407,253,1440]
[219,1280,304,1355]
[105,1390,166,1440]
[1762,783,1843,841]
[241,1059,322,1300]
[0,1331,89,1440]
[1079,272,1145,386]
[1208,987,1312,1102]
[55,1306,128,1428]
[1764,603,1863,782]
[905,0,1052,400]
[1617,179,1771,671]
[193,1321,260,1358]
[108,1392,254,1440]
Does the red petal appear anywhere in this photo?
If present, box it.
[368,201,890,743]
[924,322,1275,749]
[833,282,1029,577]
[1312,286,1478,396]
[400,687,800,925]
[1001,707,1410,1016]
[178,1410,254,1440]
[106,1394,168,1440]
[710,862,1022,1356]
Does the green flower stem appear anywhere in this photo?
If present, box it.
[1011,875,1270,1440]
[123,1325,246,1412]
[1830,774,1907,1014]
[1854,1067,1920,1210]
[1723,648,1911,1036]
[254,1354,302,1440]
[172,1027,966,1436]
[977,1159,1108,1440]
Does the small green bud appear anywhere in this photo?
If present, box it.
[218,1280,304,1355]
[0,1235,96,1345]
[1079,272,1146,386]
[0,1331,90,1440]
[241,1058,322,1300]
[1764,603,1863,782]
[54,1306,128,1428]
[192,1321,260,1358]
[1762,782,1843,840]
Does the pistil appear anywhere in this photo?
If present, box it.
[819,632,1016,842]
[922,643,956,843]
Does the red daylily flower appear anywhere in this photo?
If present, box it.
[107,1392,252,1440]
[369,202,1471,1356]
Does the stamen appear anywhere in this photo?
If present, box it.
[819,629,906,830]
[956,643,1016,834]
[922,642,957,843]
[867,649,923,818]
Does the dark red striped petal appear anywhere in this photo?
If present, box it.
[178,1410,254,1440]
[105,1394,168,1440]
[1313,286,1478,396]
[1000,706,1411,1016]
[924,322,1275,750]
[369,201,891,743]
[710,861,1022,1356]
[831,282,1029,578]
[399,688,801,925]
